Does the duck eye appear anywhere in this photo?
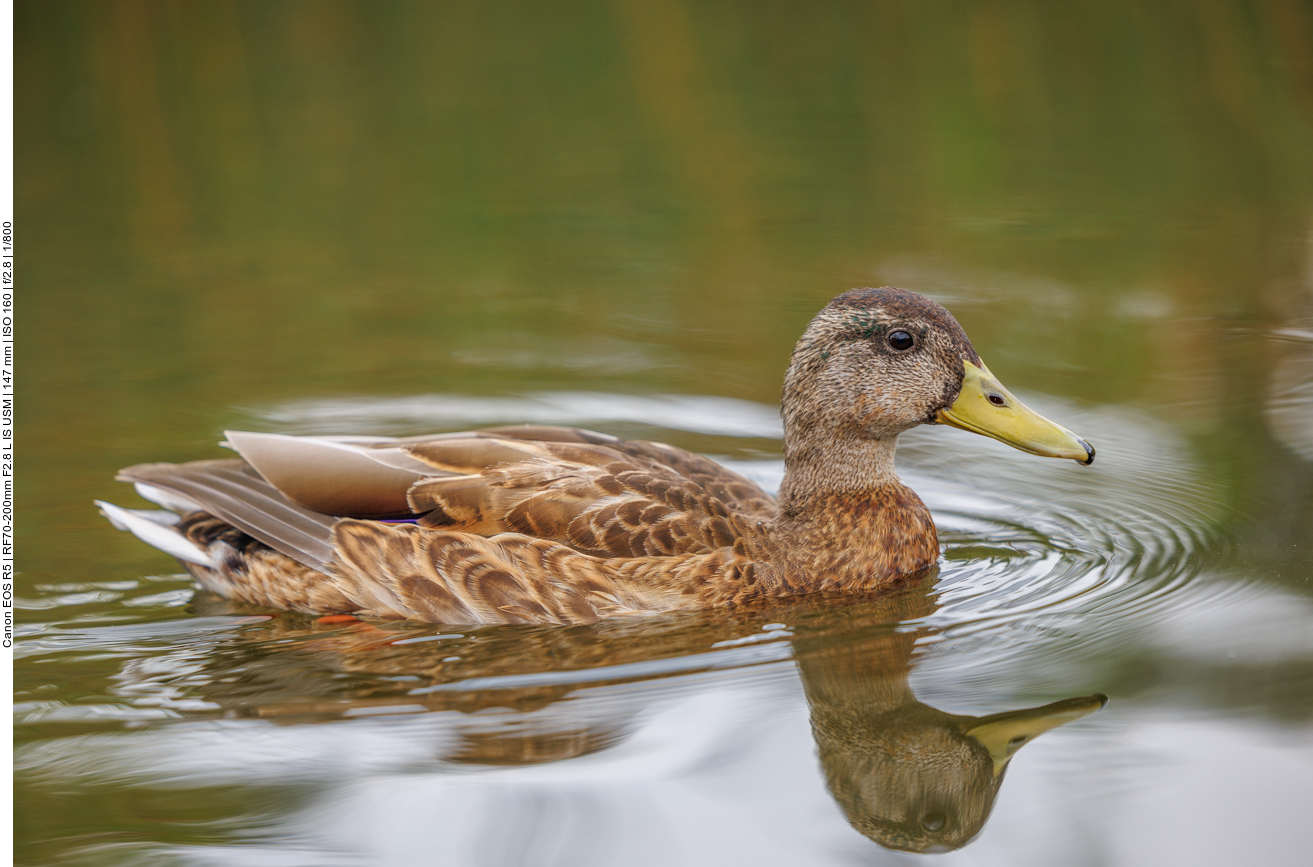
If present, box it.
[887,330,914,351]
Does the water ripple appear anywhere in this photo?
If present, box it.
[900,398,1222,646]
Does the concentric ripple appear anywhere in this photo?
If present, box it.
[900,397,1224,647]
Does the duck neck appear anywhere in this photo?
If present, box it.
[778,434,902,515]
[770,432,938,593]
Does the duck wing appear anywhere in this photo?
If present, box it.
[225,426,777,561]
[485,425,778,520]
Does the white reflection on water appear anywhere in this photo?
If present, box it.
[1266,320,1313,462]
[249,391,784,438]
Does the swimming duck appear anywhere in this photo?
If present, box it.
[99,287,1093,625]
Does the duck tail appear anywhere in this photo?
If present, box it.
[113,458,338,574]
[96,500,216,567]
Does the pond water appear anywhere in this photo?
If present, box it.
[14,3,1313,865]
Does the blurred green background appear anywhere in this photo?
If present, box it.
[16,0,1313,579]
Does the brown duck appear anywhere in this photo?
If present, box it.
[99,287,1094,625]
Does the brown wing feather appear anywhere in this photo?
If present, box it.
[406,457,758,559]
[599,439,779,520]
[223,431,435,518]
[563,466,753,558]
[478,426,778,519]
[398,432,774,560]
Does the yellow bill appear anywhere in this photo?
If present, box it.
[963,694,1108,776]
[937,360,1095,465]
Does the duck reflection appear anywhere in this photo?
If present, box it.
[793,580,1105,853]
[186,577,1105,852]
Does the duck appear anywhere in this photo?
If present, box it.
[98,287,1094,626]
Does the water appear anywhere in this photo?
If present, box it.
[14,2,1313,865]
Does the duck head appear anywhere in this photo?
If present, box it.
[781,288,1093,494]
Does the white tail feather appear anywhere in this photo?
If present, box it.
[96,501,216,568]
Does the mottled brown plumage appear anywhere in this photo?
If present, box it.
[102,287,1092,625]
